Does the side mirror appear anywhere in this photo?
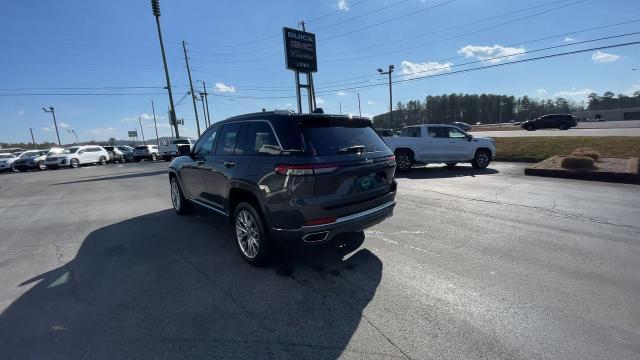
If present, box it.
[466,134,473,141]
[177,144,191,157]
[77,150,84,155]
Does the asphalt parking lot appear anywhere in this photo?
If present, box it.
[1,162,639,359]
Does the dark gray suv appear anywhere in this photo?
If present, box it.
[168,111,397,265]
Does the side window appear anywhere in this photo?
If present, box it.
[448,128,466,139]
[401,127,421,137]
[242,122,281,155]
[193,126,219,157]
[215,123,242,156]
[428,127,449,138]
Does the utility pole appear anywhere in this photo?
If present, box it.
[377,65,395,130]
[168,107,174,138]
[42,106,61,145]
[357,92,362,117]
[197,94,208,128]
[151,100,160,146]
[138,116,146,145]
[151,0,179,138]
[182,41,201,136]
[202,81,211,127]
[498,101,503,128]
[339,101,342,115]
[29,128,36,149]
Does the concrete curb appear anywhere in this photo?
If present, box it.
[524,157,639,184]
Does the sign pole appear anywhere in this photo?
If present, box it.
[295,71,302,114]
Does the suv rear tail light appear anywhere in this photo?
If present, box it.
[387,155,396,165]
[275,164,339,176]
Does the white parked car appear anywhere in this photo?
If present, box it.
[0,153,19,172]
[133,144,160,162]
[158,138,196,161]
[13,148,64,171]
[383,124,496,170]
[45,145,110,169]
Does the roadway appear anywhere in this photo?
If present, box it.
[470,120,640,137]
[1,162,639,359]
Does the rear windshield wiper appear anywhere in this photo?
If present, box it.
[337,145,366,154]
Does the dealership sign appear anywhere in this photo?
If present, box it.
[128,131,138,137]
[283,27,317,73]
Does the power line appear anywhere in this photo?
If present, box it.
[315,40,640,94]
[315,31,640,91]
[0,92,167,96]
[312,0,413,33]
[322,0,579,58]
[319,0,458,42]
[324,0,588,62]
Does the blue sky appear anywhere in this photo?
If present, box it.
[1,0,639,143]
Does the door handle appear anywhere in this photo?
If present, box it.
[224,161,236,168]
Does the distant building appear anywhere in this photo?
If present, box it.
[572,106,640,122]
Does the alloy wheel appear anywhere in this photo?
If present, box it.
[170,179,181,210]
[236,210,260,259]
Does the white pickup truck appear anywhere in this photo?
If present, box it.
[383,124,496,170]
[158,138,196,161]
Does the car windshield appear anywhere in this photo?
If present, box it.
[62,147,80,154]
[46,149,62,156]
[19,152,38,158]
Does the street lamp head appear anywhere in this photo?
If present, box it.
[377,68,384,73]
[389,64,394,70]
[151,0,161,16]
[42,107,46,112]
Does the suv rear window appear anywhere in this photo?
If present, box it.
[300,119,388,156]
[135,146,147,150]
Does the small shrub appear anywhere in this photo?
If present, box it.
[560,156,597,170]
[571,147,600,161]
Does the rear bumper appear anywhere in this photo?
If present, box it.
[271,200,396,245]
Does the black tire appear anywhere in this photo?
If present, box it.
[38,161,46,170]
[151,153,157,161]
[525,124,535,131]
[471,149,492,169]
[233,201,271,266]
[163,156,171,162]
[70,158,80,168]
[446,163,457,168]
[170,177,192,215]
[10,163,17,172]
[395,150,413,171]
[99,156,107,165]
[558,123,569,130]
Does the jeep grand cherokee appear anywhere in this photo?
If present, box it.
[168,111,397,265]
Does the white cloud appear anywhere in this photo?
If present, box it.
[592,50,620,63]
[400,60,452,79]
[59,122,70,128]
[554,88,594,98]
[120,113,153,123]
[337,91,347,96]
[564,37,575,42]
[458,44,525,64]
[42,127,54,132]
[336,0,349,11]
[214,82,236,93]
[367,100,375,105]
[86,127,116,136]
[315,97,325,105]
[536,89,548,96]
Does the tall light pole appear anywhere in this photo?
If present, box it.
[138,116,147,145]
[66,129,79,144]
[151,0,179,138]
[151,100,160,146]
[197,80,211,127]
[29,128,36,149]
[357,92,362,117]
[182,41,201,136]
[377,65,394,130]
[42,106,61,145]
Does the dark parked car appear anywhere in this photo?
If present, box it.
[520,114,578,131]
[117,145,134,162]
[168,111,397,265]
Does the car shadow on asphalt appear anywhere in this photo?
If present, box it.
[0,208,382,359]
[395,164,499,179]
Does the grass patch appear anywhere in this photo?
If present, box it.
[495,137,640,161]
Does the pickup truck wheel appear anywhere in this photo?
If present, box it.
[471,150,491,169]
[234,202,271,266]
[446,163,457,168]
[170,177,192,215]
[395,151,413,171]
[151,153,158,161]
